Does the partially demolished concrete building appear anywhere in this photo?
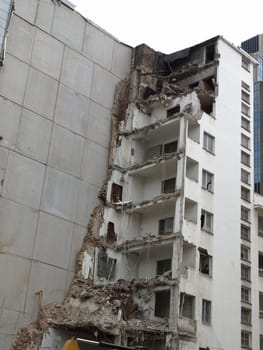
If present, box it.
[0,1,262,350]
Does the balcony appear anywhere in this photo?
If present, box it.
[178,317,197,335]
[128,152,179,177]
[122,192,179,214]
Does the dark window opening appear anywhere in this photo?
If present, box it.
[205,44,215,63]
[157,259,171,275]
[180,293,195,319]
[106,222,116,244]
[164,140,177,154]
[159,217,174,235]
[144,144,162,161]
[154,290,170,318]
[199,95,213,115]
[167,105,180,117]
[161,177,176,194]
[97,248,116,280]
[199,248,211,275]
[190,81,199,89]
[143,86,156,100]
[111,183,123,203]
[203,77,215,92]
[200,214,205,228]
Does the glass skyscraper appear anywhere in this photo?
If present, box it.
[242,35,263,193]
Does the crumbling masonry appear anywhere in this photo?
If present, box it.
[11,37,219,350]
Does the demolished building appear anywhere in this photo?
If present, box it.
[0,1,263,350]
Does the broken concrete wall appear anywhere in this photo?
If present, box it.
[0,0,132,348]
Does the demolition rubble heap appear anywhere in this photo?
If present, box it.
[11,38,218,350]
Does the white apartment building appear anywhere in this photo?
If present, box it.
[77,37,259,350]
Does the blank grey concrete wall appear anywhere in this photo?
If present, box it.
[0,0,132,348]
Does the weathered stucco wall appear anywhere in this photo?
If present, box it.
[0,0,131,348]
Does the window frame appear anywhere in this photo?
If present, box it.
[241,245,250,262]
[259,252,263,276]
[180,293,195,320]
[158,217,174,235]
[202,169,214,193]
[241,307,252,325]
[258,216,263,237]
[241,330,251,348]
[203,132,215,154]
[241,151,250,167]
[241,134,250,150]
[241,169,250,185]
[202,299,212,325]
[241,264,251,282]
[161,177,176,194]
[242,57,251,72]
[201,209,214,233]
[241,116,250,132]
[241,206,250,222]
[241,186,250,202]
[241,286,251,303]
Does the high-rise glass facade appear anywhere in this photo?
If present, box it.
[242,37,263,193]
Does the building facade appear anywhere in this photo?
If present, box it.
[0,1,131,349]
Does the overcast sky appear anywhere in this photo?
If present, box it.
[72,0,263,54]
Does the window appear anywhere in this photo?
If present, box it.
[260,335,263,350]
[203,132,215,153]
[241,307,251,325]
[205,44,215,63]
[159,217,174,235]
[241,117,250,132]
[97,249,116,280]
[154,290,170,318]
[258,216,263,237]
[144,145,162,161]
[164,140,178,154]
[259,252,263,276]
[202,299,211,325]
[241,151,250,167]
[259,293,263,318]
[106,222,116,244]
[180,293,195,319]
[241,330,251,348]
[241,169,250,185]
[241,264,251,281]
[242,90,250,104]
[241,134,250,149]
[241,286,251,303]
[242,57,250,71]
[144,141,178,161]
[241,186,250,202]
[199,248,212,276]
[156,259,171,275]
[241,102,250,117]
[202,169,214,192]
[241,245,250,261]
[161,177,176,194]
[241,206,250,222]
[111,183,123,203]
[241,225,250,241]
[242,81,250,92]
[201,210,213,233]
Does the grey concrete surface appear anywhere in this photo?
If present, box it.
[0,0,132,348]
